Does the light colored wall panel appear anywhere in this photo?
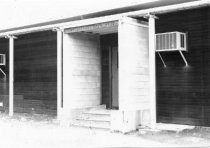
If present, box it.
[118,20,149,111]
[63,32,101,111]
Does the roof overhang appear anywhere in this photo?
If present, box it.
[63,17,148,35]
[0,0,209,38]
[64,21,118,35]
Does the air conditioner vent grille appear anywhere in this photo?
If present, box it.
[0,54,6,66]
[156,32,187,52]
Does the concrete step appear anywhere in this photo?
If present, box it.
[89,105,106,109]
[73,119,110,129]
[156,123,195,132]
[76,113,110,122]
[83,108,111,115]
[71,106,111,129]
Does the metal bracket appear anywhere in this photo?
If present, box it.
[156,50,189,67]
[157,52,166,68]
[52,27,64,32]
[5,35,17,39]
[0,68,6,78]
[143,13,159,19]
[179,50,189,67]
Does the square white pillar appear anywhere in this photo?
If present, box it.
[56,29,63,120]
[7,35,16,116]
[148,15,157,129]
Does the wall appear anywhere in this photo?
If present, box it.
[118,19,149,110]
[0,31,57,114]
[156,7,210,126]
[117,18,149,131]
[0,38,8,104]
[63,32,101,111]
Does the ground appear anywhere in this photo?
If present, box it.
[0,113,210,148]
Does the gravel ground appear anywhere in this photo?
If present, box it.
[0,113,210,148]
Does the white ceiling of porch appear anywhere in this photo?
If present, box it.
[64,21,118,35]
[83,25,118,35]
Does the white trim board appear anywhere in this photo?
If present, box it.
[0,0,208,37]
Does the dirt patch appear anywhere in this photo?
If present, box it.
[138,127,210,146]
[0,112,58,127]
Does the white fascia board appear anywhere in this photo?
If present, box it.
[0,0,209,37]
[0,14,122,37]
[125,0,210,17]
[60,14,121,30]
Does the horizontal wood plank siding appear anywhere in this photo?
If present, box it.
[156,7,210,126]
[0,31,57,114]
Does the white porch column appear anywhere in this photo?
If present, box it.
[55,28,63,119]
[148,14,157,128]
[7,35,16,116]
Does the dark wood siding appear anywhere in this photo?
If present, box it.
[156,7,210,126]
[0,31,57,114]
[0,38,9,100]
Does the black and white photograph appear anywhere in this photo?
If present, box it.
[0,0,210,147]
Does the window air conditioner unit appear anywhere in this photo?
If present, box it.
[156,32,187,52]
[0,54,6,66]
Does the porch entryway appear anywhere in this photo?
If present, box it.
[61,16,152,131]
[62,21,119,112]
[61,22,119,129]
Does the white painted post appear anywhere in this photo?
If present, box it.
[8,36,16,116]
[56,29,63,120]
[148,15,156,128]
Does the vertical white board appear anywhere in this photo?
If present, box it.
[118,17,149,111]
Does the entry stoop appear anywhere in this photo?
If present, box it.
[72,106,111,130]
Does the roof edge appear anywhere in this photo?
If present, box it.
[0,0,209,37]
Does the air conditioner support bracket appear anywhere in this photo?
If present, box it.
[157,52,166,68]
[179,50,189,67]
[0,68,6,78]
[156,50,189,67]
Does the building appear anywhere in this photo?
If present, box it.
[0,0,209,132]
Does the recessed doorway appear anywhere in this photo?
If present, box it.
[101,33,119,109]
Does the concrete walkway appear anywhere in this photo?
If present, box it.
[0,119,179,148]
[0,113,209,148]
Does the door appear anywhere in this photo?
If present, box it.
[111,46,119,108]
[111,46,118,108]
[101,34,118,109]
